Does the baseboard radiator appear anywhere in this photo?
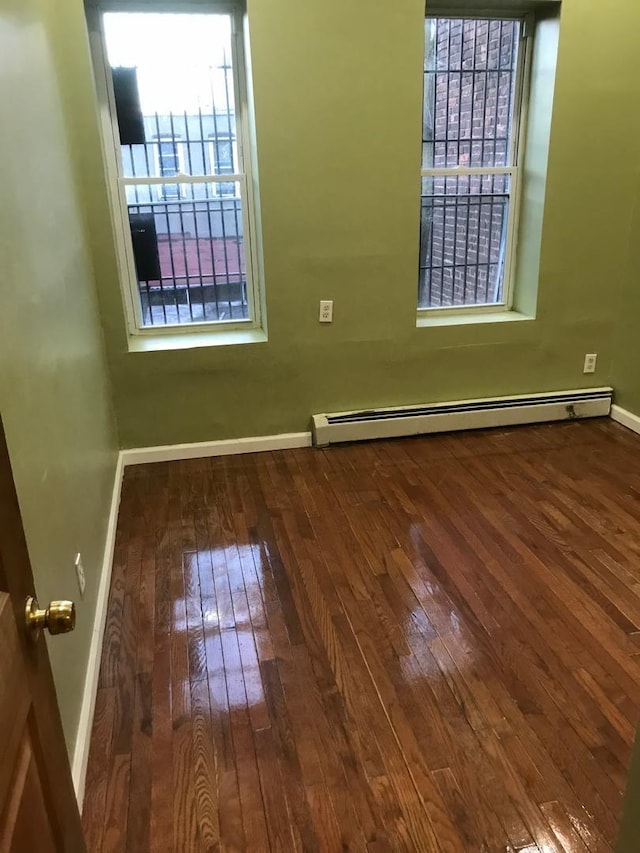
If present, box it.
[312,388,613,447]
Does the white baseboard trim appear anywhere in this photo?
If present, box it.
[611,404,640,435]
[71,451,124,810]
[120,431,312,466]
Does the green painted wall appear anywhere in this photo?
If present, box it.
[0,0,118,755]
[69,0,640,448]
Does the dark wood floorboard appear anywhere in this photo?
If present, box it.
[82,419,640,851]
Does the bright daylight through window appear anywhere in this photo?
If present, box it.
[419,17,527,312]
[101,12,258,330]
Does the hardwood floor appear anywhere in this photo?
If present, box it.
[82,419,640,852]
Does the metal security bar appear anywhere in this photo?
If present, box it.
[128,194,247,326]
[99,11,257,331]
[419,17,526,310]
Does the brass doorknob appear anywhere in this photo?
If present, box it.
[25,596,76,641]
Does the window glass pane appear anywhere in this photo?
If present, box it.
[125,182,248,327]
[211,138,234,172]
[423,18,520,169]
[419,173,510,308]
[208,134,237,195]
[103,13,237,179]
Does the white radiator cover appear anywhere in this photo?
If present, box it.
[312,388,613,447]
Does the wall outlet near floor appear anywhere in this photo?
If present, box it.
[319,300,333,323]
[75,552,86,597]
[583,353,598,374]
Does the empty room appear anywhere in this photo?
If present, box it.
[3,0,640,850]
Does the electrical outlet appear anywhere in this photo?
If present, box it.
[75,552,86,598]
[319,300,333,323]
[583,353,597,374]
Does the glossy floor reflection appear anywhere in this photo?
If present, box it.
[82,420,640,851]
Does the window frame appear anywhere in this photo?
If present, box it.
[417,11,534,319]
[87,1,262,337]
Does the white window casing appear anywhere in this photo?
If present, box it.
[418,13,534,316]
[87,3,262,336]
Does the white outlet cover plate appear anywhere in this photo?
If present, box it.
[319,300,333,322]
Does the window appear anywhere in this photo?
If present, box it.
[208,134,237,198]
[154,137,182,200]
[95,9,260,332]
[419,16,529,312]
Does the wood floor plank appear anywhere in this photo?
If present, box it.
[84,420,640,851]
[149,491,174,853]
[125,671,153,853]
[81,686,116,853]
[540,801,590,852]
[170,488,201,853]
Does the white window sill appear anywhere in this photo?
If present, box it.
[416,309,534,329]
[127,327,268,353]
